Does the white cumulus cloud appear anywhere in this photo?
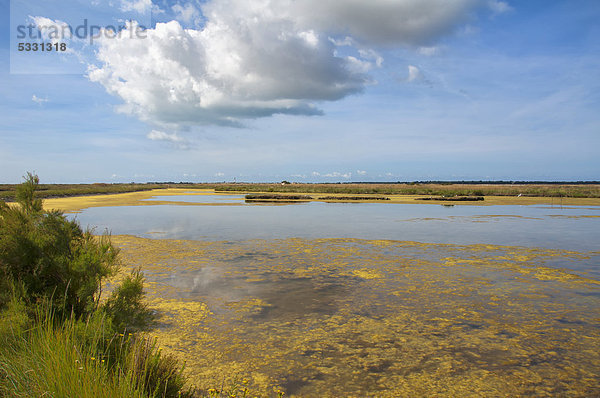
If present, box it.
[88,0,495,128]
[88,19,364,128]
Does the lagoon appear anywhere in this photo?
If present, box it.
[73,194,600,252]
[67,192,600,396]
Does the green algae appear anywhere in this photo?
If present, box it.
[111,236,600,397]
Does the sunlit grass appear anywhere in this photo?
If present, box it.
[0,306,141,397]
[0,303,193,398]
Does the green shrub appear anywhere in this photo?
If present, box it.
[0,173,118,319]
[104,268,155,333]
[0,173,195,398]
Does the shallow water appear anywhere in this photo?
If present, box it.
[113,236,600,397]
[70,193,600,396]
[73,196,600,251]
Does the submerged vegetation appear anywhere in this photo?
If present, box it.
[113,234,600,397]
[0,173,193,397]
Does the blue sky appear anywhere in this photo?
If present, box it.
[0,0,598,183]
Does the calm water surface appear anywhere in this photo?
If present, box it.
[72,194,600,251]
[72,193,600,396]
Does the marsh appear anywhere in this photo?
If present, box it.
[56,190,600,397]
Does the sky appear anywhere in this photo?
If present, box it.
[0,0,599,183]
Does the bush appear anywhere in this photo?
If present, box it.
[0,173,119,319]
[104,268,154,333]
[0,173,193,398]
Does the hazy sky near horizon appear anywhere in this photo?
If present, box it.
[0,0,599,183]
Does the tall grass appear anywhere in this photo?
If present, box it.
[0,301,192,398]
[0,173,195,398]
[0,302,141,398]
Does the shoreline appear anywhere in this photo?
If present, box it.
[40,188,600,213]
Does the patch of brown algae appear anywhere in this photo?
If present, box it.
[110,235,600,397]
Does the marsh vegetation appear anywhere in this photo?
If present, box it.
[218,182,600,198]
[0,174,193,398]
[2,181,600,203]
[0,182,163,202]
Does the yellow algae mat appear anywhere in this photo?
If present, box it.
[112,235,600,397]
